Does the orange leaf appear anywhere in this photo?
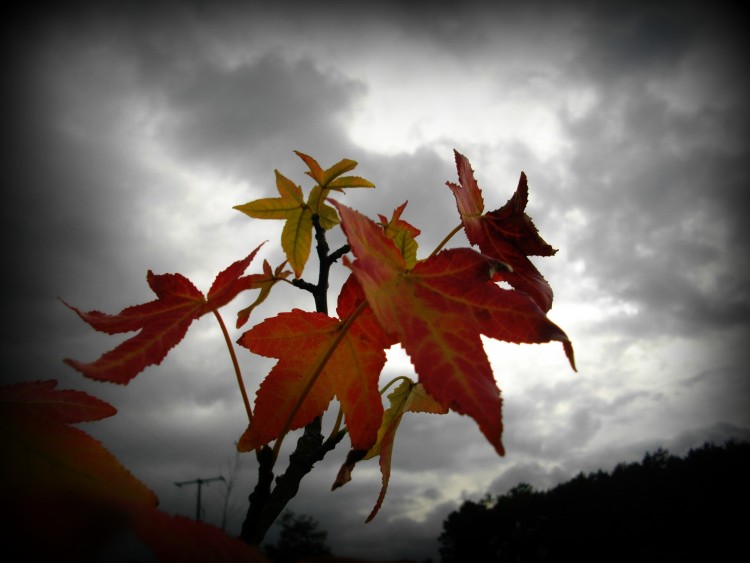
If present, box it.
[64,246,264,384]
[236,300,388,452]
[333,201,575,456]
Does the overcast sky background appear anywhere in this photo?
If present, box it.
[3,1,749,560]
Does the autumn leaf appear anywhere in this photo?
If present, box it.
[336,273,397,348]
[333,379,447,522]
[63,246,264,384]
[307,184,341,230]
[447,150,557,312]
[378,202,421,269]
[236,259,292,328]
[0,378,116,424]
[1,380,154,561]
[0,380,157,506]
[1,380,266,562]
[237,275,393,452]
[235,153,374,277]
[234,172,312,278]
[236,284,391,451]
[295,150,376,190]
[333,201,575,456]
[132,506,268,563]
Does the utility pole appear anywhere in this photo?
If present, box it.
[175,476,226,522]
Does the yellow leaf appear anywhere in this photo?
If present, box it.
[295,150,325,185]
[234,171,312,277]
[281,207,313,278]
[327,176,376,189]
[322,158,358,187]
[308,185,340,230]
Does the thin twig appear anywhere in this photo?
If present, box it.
[213,309,253,423]
[428,223,463,259]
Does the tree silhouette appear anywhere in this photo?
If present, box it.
[263,510,332,563]
[439,440,750,562]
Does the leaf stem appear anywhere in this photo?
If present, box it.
[270,300,367,463]
[428,223,463,259]
[213,309,253,423]
[327,405,346,442]
[379,375,414,396]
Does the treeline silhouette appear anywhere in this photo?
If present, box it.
[439,440,749,562]
[263,510,332,563]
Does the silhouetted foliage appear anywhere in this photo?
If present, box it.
[439,440,750,562]
[263,510,332,563]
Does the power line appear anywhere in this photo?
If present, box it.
[175,476,226,522]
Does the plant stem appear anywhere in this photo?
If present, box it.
[379,375,414,396]
[213,309,253,423]
[327,405,345,442]
[312,214,331,313]
[428,223,463,258]
[241,212,355,547]
[241,419,346,545]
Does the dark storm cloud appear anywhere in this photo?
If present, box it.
[142,52,365,179]
[556,2,750,339]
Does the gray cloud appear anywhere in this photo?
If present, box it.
[554,3,750,343]
[3,2,749,560]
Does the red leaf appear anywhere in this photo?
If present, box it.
[236,260,292,328]
[1,381,266,562]
[236,303,388,452]
[333,201,575,456]
[447,150,557,311]
[64,245,264,384]
[132,506,268,563]
[0,379,116,424]
[0,380,157,506]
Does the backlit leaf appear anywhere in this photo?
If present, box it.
[333,201,575,456]
[236,260,292,329]
[235,154,374,277]
[308,185,340,230]
[333,379,447,522]
[236,302,388,452]
[377,202,421,268]
[327,176,376,189]
[447,150,557,311]
[64,246,263,384]
[294,151,375,189]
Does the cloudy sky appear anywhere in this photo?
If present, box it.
[3,1,749,560]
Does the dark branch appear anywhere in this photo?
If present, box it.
[291,278,317,294]
[242,417,347,545]
[328,244,351,265]
[311,214,330,314]
[241,212,349,546]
